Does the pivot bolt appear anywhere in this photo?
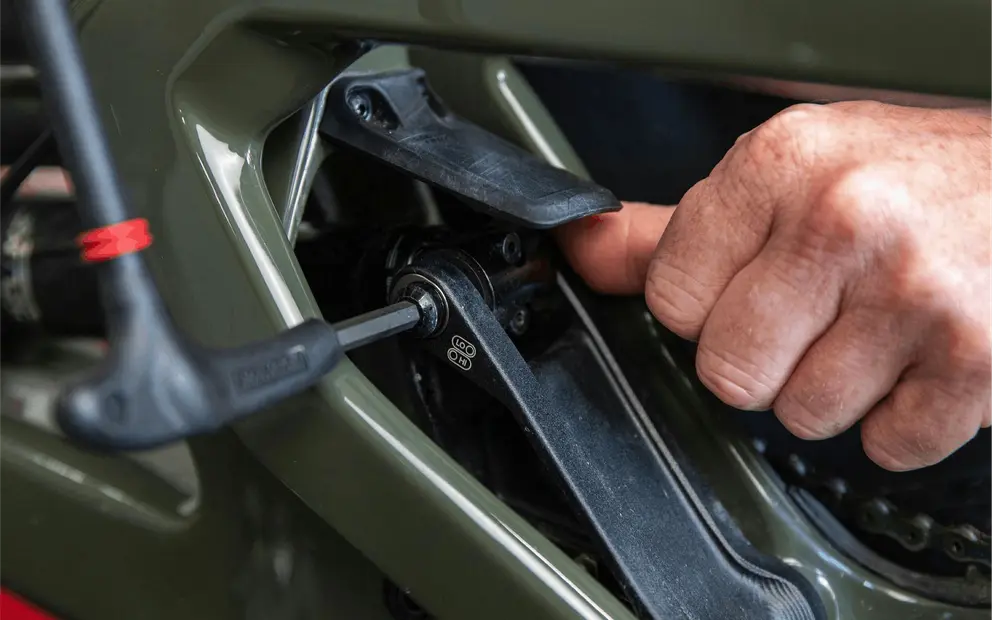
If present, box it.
[390,274,448,338]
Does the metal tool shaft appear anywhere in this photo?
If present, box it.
[333,301,421,351]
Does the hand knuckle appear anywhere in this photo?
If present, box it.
[749,103,827,163]
[862,418,936,472]
[888,248,946,304]
[774,392,838,440]
[814,166,890,237]
[764,103,829,137]
[645,262,713,338]
[861,388,948,471]
[695,344,778,409]
[761,248,827,296]
[943,323,992,377]
[862,429,926,471]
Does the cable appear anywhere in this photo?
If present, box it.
[0,128,52,206]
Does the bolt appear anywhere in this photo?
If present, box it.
[508,307,530,336]
[383,580,432,620]
[348,91,372,121]
[499,233,522,264]
[393,279,447,338]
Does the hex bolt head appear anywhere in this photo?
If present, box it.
[500,233,522,264]
[390,275,448,339]
[508,307,530,336]
[348,91,373,121]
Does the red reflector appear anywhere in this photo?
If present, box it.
[0,589,57,620]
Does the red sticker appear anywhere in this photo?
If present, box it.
[78,218,153,262]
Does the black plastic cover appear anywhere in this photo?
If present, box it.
[319,69,621,229]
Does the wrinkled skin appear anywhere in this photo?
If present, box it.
[558,102,992,471]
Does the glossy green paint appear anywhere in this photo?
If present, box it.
[2,0,988,618]
[1,341,393,619]
[1,416,393,620]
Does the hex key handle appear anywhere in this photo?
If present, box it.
[19,0,417,450]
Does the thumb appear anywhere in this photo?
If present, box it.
[555,201,676,295]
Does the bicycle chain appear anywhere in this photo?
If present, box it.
[765,446,990,573]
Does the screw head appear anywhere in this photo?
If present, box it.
[508,307,530,336]
[348,91,373,121]
[390,275,448,338]
[499,233,522,264]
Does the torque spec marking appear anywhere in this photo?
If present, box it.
[447,335,476,371]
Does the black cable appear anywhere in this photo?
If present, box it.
[0,128,53,206]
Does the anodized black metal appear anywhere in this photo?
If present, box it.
[319,70,621,229]
[393,253,823,620]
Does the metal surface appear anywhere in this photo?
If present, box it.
[392,277,447,338]
[2,0,987,618]
[281,84,329,244]
[334,301,421,351]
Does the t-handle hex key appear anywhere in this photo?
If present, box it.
[17,0,429,451]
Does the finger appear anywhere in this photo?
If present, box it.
[645,166,777,340]
[555,201,674,295]
[773,307,919,439]
[861,370,989,471]
[694,237,847,410]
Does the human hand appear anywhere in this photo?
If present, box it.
[557,102,991,471]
